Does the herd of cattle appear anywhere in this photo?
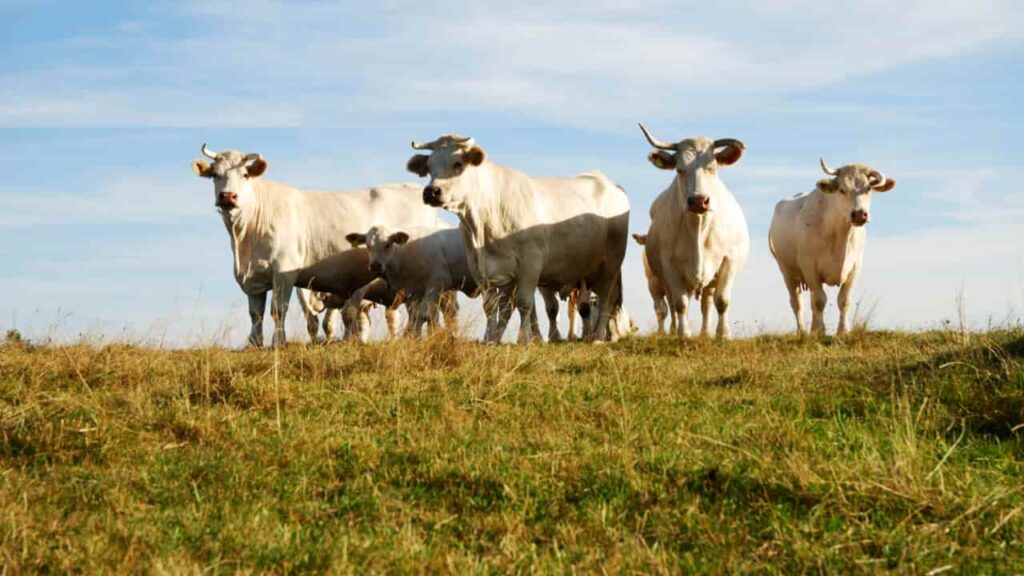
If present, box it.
[190,125,894,347]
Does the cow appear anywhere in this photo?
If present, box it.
[190,144,439,347]
[631,233,676,335]
[406,134,630,344]
[637,124,749,339]
[768,158,895,336]
[345,225,477,337]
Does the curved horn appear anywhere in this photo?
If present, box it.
[868,169,887,187]
[201,143,218,160]
[712,138,745,151]
[638,123,676,151]
[410,134,475,150]
[819,156,839,176]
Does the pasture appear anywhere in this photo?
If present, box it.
[1,329,1022,573]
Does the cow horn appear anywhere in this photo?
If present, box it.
[201,143,218,159]
[712,138,744,151]
[638,123,676,151]
[819,156,839,176]
[869,169,887,187]
[411,134,475,150]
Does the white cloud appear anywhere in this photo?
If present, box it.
[1,1,1020,128]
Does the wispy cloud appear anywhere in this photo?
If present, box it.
[2,1,1021,128]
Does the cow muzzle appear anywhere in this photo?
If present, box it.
[423,185,443,207]
[851,209,869,226]
[216,191,238,209]
[687,195,711,214]
[369,261,384,275]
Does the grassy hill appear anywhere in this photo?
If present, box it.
[2,330,1022,573]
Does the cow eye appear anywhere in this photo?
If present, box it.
[453,161,464,172]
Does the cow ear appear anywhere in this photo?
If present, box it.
[631,233,647,245]
[648,151,676,170]
[192,160,214,178]
[407,154,430,177]
[246,158,268,178]
[715,145,744,166]
[345,233,367,247]
[465,146,486,166]
[873,178,895,193]
[389,232,410,245]
[816,178,837,194]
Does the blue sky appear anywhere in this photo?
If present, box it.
[1,1,1022,345]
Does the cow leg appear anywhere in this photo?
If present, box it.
[270,276,296,348]
[488,287,515,344]
[247,292,268,348]
[539,288,562,342]
[294,289,322,344]
[421,290,441,337]
[588,276,617,343]
[385,305,399,339]
[809,279,828,336]
[699,286,714,338]
[440,291,460,333]
[652,283,668,335]
[837,268,859,336]
[713,264,737,340]
[480,287,501,343]
[323,307,339,341]
[567,289,578,341]
[514,278,541,344]
[403,298,424,338]
[784,277,807,336]
[578,288,597,342]
[663,274,690,338]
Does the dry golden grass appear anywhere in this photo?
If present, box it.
[1,330,1022,573]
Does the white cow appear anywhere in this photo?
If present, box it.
[631,233,676,335]
[191,144,439,347]
[345,225,478,337]
[769,158,895,336]
[638,124,749,339]
[406,135,630,343]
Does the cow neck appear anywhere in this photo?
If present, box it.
[672,173,716,289]
[455,162,509,248]
[222,183,270,282]
[820,196,860,266]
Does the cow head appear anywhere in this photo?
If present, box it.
[638,124,744,215]
[345,226,410,276]
[815,157,895,227]
[406,135,487,210]
[191,143,269,215]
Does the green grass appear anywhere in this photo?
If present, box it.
[2,330,1023,573]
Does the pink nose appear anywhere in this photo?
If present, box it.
[687,195,710,214]
[217,192,238,207]
[851,209,869,226]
